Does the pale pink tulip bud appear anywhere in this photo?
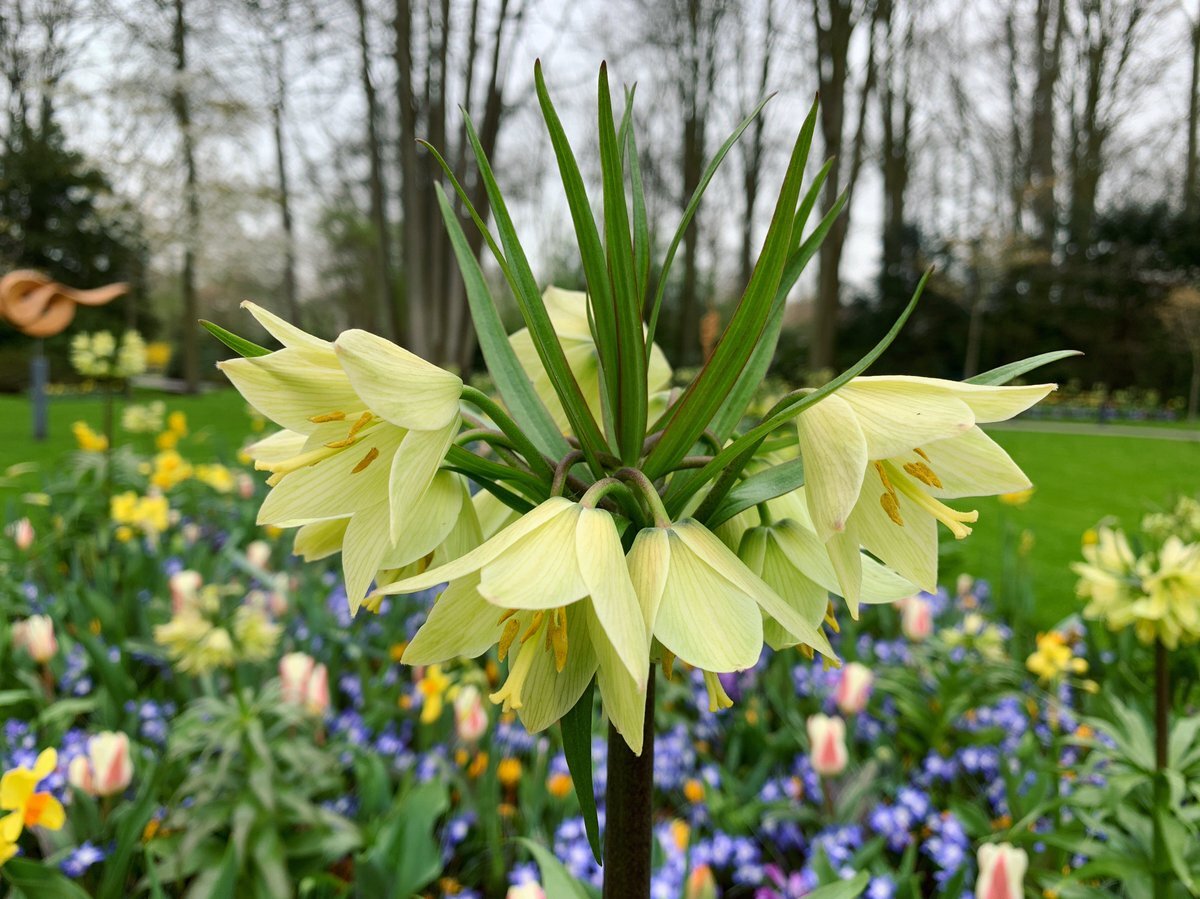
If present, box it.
[834,662,874,715]
[956,573,975,598]
[280,652,316,705]
[237,473,255,499]
[169,570,203,614]
[10,517,35,551]
[900,595,933,641]
[506,884,546,899]
[72,732,134,797]
[13,615,57,663]
[976,843,1028,899]
[181,522,202,546]
[454,686,488,742]
[685,864,717,899]
[245,540,271,570]
[306,663,330,716]
[807,713,848,777]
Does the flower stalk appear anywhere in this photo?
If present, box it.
[602,668,655,899]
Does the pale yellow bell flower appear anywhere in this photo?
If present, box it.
[797,376,1053,611]
[369,497,653,753]
[509,286,673,433]
[219,303,463,607]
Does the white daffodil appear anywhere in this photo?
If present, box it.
[625,518,835,711]
[368,497,653,753]
[509,286,673,433]
[219,303,463,606]
[796,376,1053,610]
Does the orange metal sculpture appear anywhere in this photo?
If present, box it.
[0,270,128,338]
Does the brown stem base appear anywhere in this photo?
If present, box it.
[602,668,656,899]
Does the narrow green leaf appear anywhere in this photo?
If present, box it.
[623,89,651,304]
[444,445,545,498]
[966,349,1082,385]
[646,97,817,480]
[667,270,927,516]
[645,93,774,352]
[533,61,620,439]
[434,184,567,458]
[463,110,610,473]
[559,680,602,864]
[708,164,841,441]
[805,870,870,898]
[199,320,270,358]
[598,63,648,463]
[706,459,805,529]
[516,838,593,899]
[2,859,94,898]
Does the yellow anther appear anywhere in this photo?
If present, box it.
[703,670,734,712]
[798,644,814,660]
[914,447,930,461]
[886,460,978,539]
[347,411,373,438]
[308,411,347,423]
[521,611,545,643]
[874,461,895,495]
[823,600,841,634]
[881,492,904,526]
[496,607,519,626]
[490,636,539,712]
[498,618,521,661]
[351,446,380,473]
[550,607,568,672]
[661,648,676,682]
[903,461,944,489]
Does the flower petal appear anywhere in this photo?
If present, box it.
[576,508,649,684]
[587,602,646,755]
[870,375,1055,422]
[851,485,939,593]
[379,471,464,570]
[839,378,975,459]
[655,530,762,672]
[241,301,333,356]
[342,502,393,610]
[516,610,598,733]
[293,518,349,561]
[372,498,575,597]
[479,505,589,609]
[388,421,458,542]
[335,329,462,430]
[219,350,364,433]
[627,527,670,632]
[33,795,64,831]
[403,575,501,664]
[912,427,1032,499]
[796,393,868,539]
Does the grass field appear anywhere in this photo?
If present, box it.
[2,389,1196,629]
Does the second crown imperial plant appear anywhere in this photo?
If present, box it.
[209,61,1067,892]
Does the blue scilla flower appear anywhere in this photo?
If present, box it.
[866,875,897,899]
[60,841,107,878]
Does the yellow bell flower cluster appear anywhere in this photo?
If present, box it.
[69,329,146,379]
[154,410,189,450]
[110,490,170,541]
[72,420,109,453]
[154,576,281,674]
[1075,524,1200,649]
[122,400,166,434]
[1026,631,1088,684]
[146,450,193,489]
[1142,495,1200,546]
[1,749,65,866]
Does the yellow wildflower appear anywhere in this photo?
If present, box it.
[1026,632,1087,684]
[999,487,1035,507]
[1,748,65,860]
[497,757,522,788]
[72,421,108,453]
[418,665,451,724]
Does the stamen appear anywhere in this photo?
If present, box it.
[703,670,734,713]
[903,461,943,489]
[489,636,540,712]
[347,411,373,439]
[498,618,520,660]
[308,411,346,423]
[798,644,814,660]
[873,461,895,495]
[881,492,904,526]
[256,445,339,479]
[823,601,841,634]
[550,607,568,672]
[496,607,519,626]
[521,611,545,643]
[886,461,978,539]
[661,648,676,682]
[351,447,380,473]
[914,447,931,462]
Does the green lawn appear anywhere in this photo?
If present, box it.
[2,389,1196,630]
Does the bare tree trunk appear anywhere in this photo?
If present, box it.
[1186,10,1200,219]
[810,0,879,372]
[171,0,201,393]
[739,0,773,287]
[394,0,425,355]
[878,0,911,290]
[1004,11,1025,236]
[1028,0,1067,251]
[271,55,298,323]
[353,0,395,337]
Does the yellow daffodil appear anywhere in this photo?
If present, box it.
[418,665,452,723]
[509,287,673,433]
[219,302,464,605]
[370,496,652,752]
[796,376,1054,611]
[72,421,108,452]
[1026,632,1088,683]
[1,749,65,852]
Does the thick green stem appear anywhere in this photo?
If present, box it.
[460,386,554,479]
[614,468,670,528]
[602,667,655,899]
[1153,638,1170,899]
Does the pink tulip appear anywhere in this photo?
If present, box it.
[169,570,203,614]
[834,662,874,715]
[976,843,1028,899]
[806,714,848,777]
[279,652,329,715]
[506,884,546,899]
[237,473,255,499]
[454,686,488,742]
[245,540,271,569]
[10,517,35,551]
[69,732,134,797]
[13,615,57,663]
[900,594,934,641]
